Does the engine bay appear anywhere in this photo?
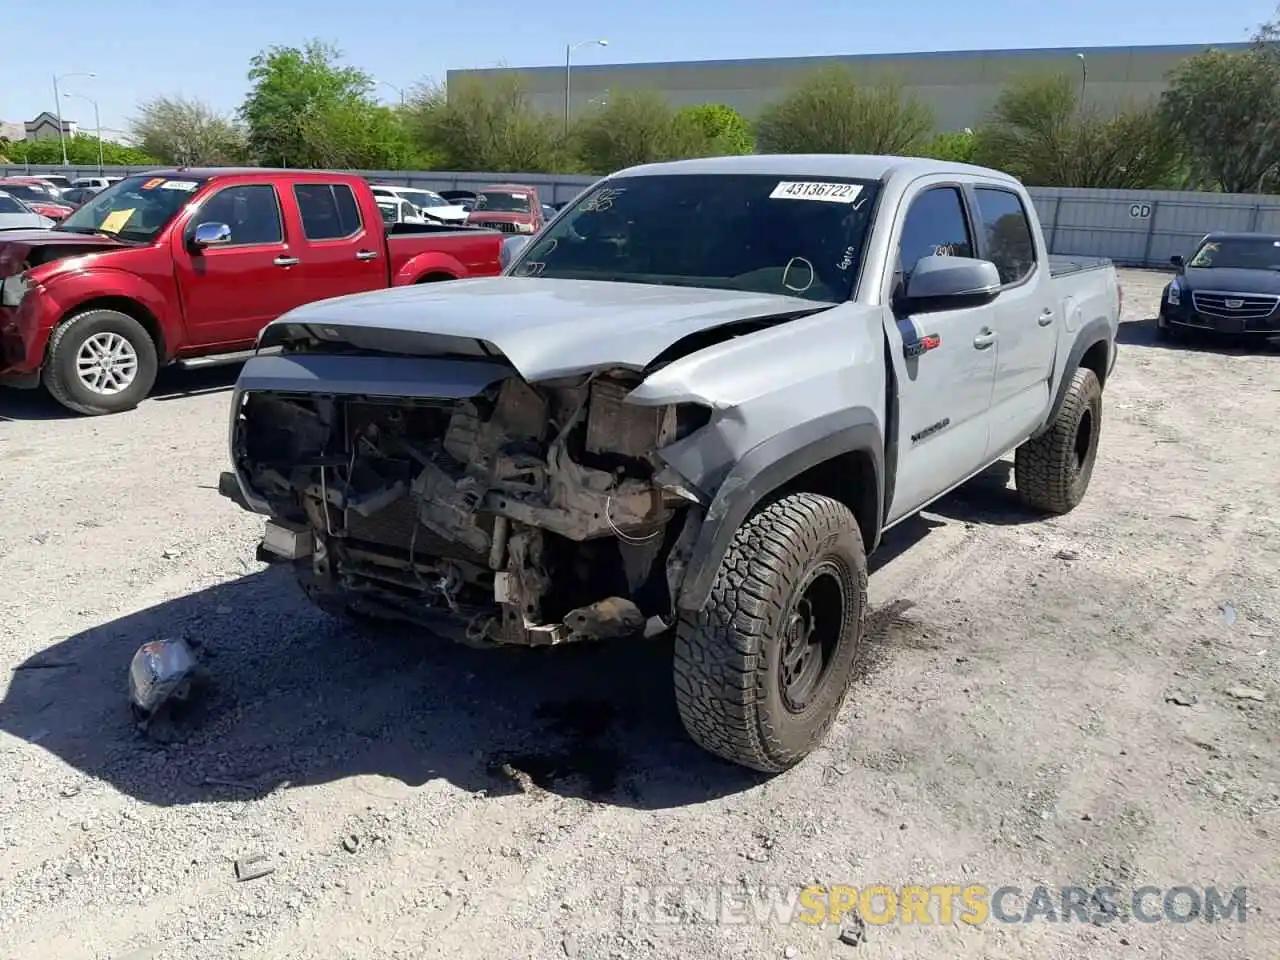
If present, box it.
[231,370,709,645]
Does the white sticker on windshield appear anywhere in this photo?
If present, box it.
[159,180,198,191]
[769,181,863,203]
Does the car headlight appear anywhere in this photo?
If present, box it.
[517,222,534,233]
[1166,281,1180,306]
[0,273,30,308]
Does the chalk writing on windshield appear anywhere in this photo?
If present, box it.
[581,188,626,213]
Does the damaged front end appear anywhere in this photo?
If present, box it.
[225,355,711,647]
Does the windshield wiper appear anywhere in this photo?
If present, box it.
[54,225,115,237]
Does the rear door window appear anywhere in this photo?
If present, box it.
[973,187,1037,285]
[294,183,363,240]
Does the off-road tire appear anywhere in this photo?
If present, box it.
[1014,367,1103,515]
[673,493,868,773]
[42,309,159,416]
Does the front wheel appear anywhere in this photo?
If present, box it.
[673,493,868,773]
[1014,367,1103,514]
[42,309,159,416]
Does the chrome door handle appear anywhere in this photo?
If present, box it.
[355,250,378,261]
[973,329,997,349]
[273,256,300,267]
[1038,309,1055,326]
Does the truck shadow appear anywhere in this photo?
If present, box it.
[927,459,1045,526]
[0,365,240,422]
[3,512,944,812]
[1117,316,1280,353]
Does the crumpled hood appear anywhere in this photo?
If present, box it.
[1182,266,1280,296]
[424,205,468,221]
[0,229,130,278]
[261,276,833,381]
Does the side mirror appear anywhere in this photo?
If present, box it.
[902,255,1002,309]
[192,221,232,249]
[1170,254,1184,269]
[500,235,532,271]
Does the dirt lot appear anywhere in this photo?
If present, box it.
[0,268,1277,960]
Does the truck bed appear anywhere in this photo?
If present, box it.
[1049,254,1112,278]
[386,222,494,237]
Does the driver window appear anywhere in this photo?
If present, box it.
[196,185,283,247]
[897,187,974,283]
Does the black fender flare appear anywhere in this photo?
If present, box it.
[1034,316,1113,439]
[674,406,884,613]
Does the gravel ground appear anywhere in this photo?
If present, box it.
[0,268,1277,960]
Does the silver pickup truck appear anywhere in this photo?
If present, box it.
[219,155,1121,773]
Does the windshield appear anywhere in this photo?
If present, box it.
[508,173,881,303]
[394,189,444,209]
[1188,237,1280,270]
[56,174,206,241]
[1,184,60,204]
[475,190,531,213]
[0,193,27,214]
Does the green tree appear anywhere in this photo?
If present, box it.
[5,134,157,166]
[919,130,977,163]
[131,96,247,165]
[405,74,568,173]
[671,103,754,155]
[973,73,1182,189]
[571,89,704,173]
[755,66,934,155]
[1157,23,1280,192]
[297,99,420,170]
[240,40,394,168]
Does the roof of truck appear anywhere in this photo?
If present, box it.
[1202,231,1280,242]
[129,167,368,180]
[613,153,1019,185]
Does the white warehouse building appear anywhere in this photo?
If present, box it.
[447,41,1249,133]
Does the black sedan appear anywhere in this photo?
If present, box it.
[1159,232,1280,341]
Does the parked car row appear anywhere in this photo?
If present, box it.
[366,180,564,234]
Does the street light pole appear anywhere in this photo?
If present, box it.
[52,71,96,166]
[64,92,102,174]
[1076,53,1088,107]
[564,39,608,136]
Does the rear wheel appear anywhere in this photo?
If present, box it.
[42,309,158,416]
[673,493,868,773]
[1014,367,1103,514]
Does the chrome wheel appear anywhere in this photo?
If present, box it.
[75,332,138,395]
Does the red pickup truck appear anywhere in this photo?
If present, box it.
[464,183,546,235]
[0,168,505,415]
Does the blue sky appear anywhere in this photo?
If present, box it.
[4,0,1273,137]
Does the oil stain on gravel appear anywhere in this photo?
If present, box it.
[486,699,625,799]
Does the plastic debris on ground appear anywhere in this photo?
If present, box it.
[1219,601,1237,628]
[128,637,199,722]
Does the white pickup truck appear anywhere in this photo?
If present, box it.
[221,154,1121,772]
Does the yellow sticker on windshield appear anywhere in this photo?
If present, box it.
[99,208,135,233]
